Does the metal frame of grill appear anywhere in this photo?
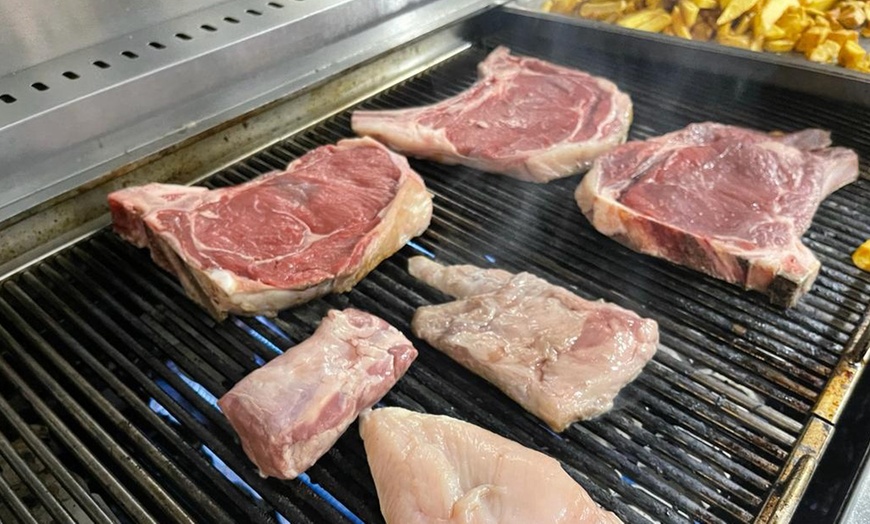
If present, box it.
[1,8,869,524]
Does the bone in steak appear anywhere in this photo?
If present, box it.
[108,137,433,319]
[409,257,658,431]
[218,309,417,479]
[575,122,860,307]
[360,407,623,523]
[351,46,633,183]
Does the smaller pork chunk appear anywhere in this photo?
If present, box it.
[576,122,860,306]
[409,257,658,431]
[360,407,623,523]
[109,137,433,319]
[352,46,632,183]
[218,309,417,479]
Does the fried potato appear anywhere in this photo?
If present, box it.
[735,11,755,33]
[692,19,717,38]
[763,38,798,50]
[579,1,628,19]
[852,239,870,271]
[828,28,860,43]
[617,8,673,31]
[718,31,754,46]
[759,0,799,31]
[806,0,838,10]
[672,6,695,38]
[838,2,867,27]
[718,0,758,24]
[807,38,841,61]
[795,25,830,52]
[680,0,701,25]
[550,0,870,72]
[777,10,812,40]
[764,24,787,38]
[840,38,867,66]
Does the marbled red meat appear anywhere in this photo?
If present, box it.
[352,47,632,182]
[576,123,859,306]
[108,137,432,319]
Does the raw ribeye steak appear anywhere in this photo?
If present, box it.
[109,137,432,319]
[576,122,859,307]
[352,46,632,183]
[219,309,417,479]
[409,257,658,431]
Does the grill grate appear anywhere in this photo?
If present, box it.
[1,40,869,524]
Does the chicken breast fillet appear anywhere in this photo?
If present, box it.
[360,407,622,523]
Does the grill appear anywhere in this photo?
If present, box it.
[1,9,870,524]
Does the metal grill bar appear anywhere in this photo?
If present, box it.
[0,35,868,524]
[0,296,193,523]
[0,393,114,523]
[0,327,156,523]
[5,278,232,523]
[0,468,39,524]
[16,270,244,524]
[0,429,76,524]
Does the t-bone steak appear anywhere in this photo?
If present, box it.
[576,122,860,307]
[351,46,633,183]
[108,137,433,319]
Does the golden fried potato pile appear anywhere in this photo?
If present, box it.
[854,239,870,271]
[543,0,870,71]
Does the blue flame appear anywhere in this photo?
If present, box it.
[165,360,221,411]
[407,240,435,258]
[255,316,293,345]
[233,318,284,357]
[201,446,291,524]
[201,444,261,500]
[619,473,636,486]
[148,398,179,425]
[298,473,363,524]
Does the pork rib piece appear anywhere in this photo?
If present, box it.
[360,407,622,523]
[218,309,417,479]
[109,137,433,319]
[352,46,632,183]
[576,122,860,307]
[409,257,658,431]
